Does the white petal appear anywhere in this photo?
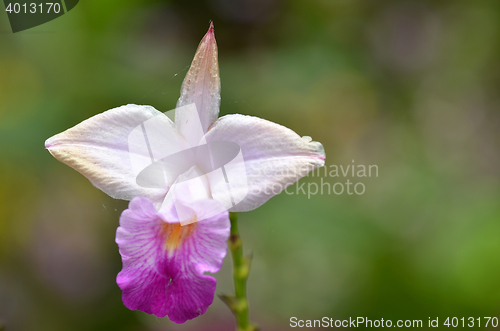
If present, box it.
[205,114,326,211]
[175,103,206,148]
[45,104,184,202]
[176,22,220,134]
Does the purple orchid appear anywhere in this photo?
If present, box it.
[45,23,325,323]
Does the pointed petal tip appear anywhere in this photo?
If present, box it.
[44,137,54,150]
[205,21,215,38]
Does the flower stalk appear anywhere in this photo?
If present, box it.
[220,212,259,331]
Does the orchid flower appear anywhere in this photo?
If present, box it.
[45,23,325,325]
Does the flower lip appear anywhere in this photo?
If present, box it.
[116,196,230,322]
[160,220,197,255]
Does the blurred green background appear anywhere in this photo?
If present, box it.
[1,0,500,330]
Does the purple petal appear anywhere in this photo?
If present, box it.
[205,114,326,212]
[116,196,230,323]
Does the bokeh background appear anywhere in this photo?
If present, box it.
[1,0,500,330]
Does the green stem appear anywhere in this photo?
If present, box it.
[220,212,259,331]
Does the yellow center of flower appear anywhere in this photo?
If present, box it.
[160,219,197,254]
